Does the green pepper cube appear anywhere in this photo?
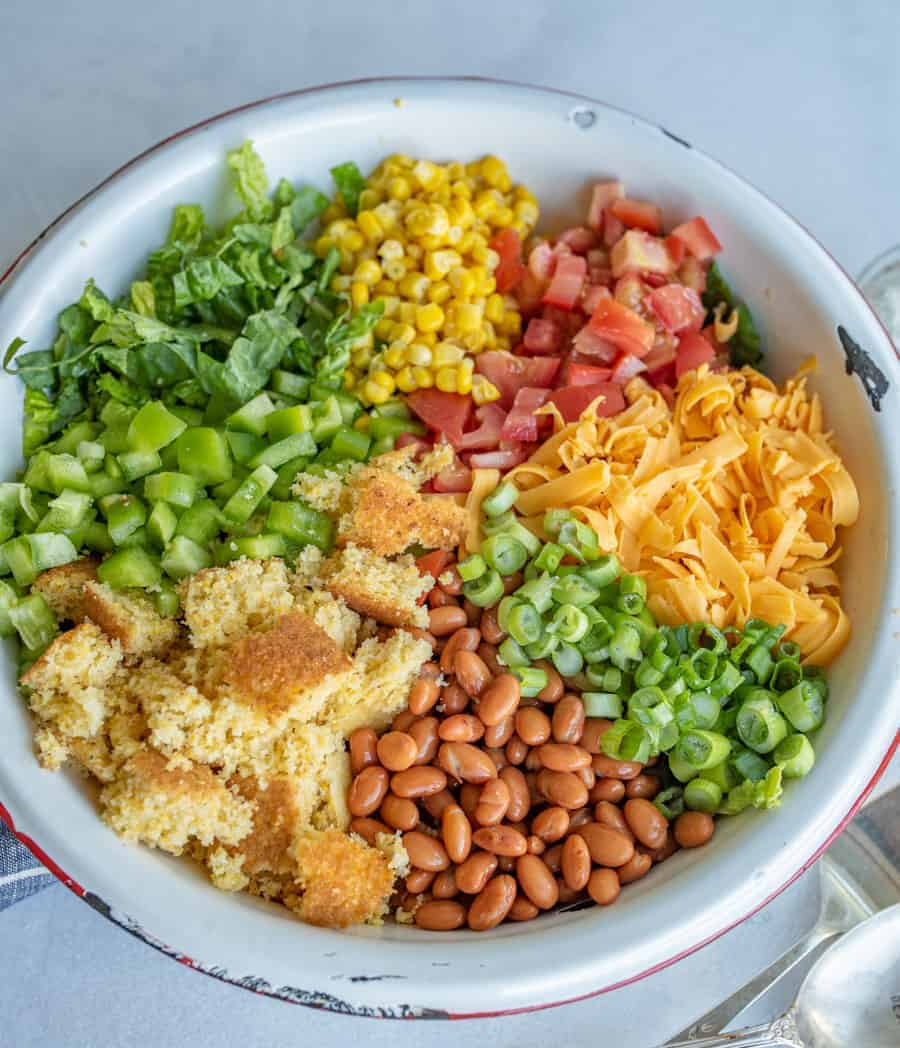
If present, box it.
[83,521,114,554]
[311,396,343,442]
[147,501,179,548]
[269,370,310,400]
[117,449,163,483]
[143,471,198,509]
[126,401,187,452]
[226,430,267,466]
[330,426,371,462]
[77,440,106,473]
[102,494,148,546]
[47,454,92,495]
[3,537,37,587]
[97,547,162,589]
[267,500,334,551]
[161,535,212,579]
[45,490,94,531]
[248,431,317,470]
[174,500,221,545]
[9,593,57,651]
[176,428,233,486]
[153,581,180,617]
[222,465,278,526]
[225,393,276,437]
[0,579,19,638]
[266,404,314,442]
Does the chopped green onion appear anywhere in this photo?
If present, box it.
[683,777,723,813]
[736,693,789,754]
[585,664,622,692]
[616,573,647,614]
[653,786,685,820]
[775,681,825,733]
[497,595,521,633]
[582,691,623,718]
[774,733,816,778]
[668,750,700,783]
[481,481,519,518]
[498,636,530,668]
[512,665,549,698]
[515,575,555,613]
[507,602,542,646]
[601,718,653,763]
[543,508,574,535]
[704,760,741,793]
[674,729,732,771]
[462,568,504,608]
[732,746,771,783]
[673,691,720,731]
[548,603,590,643]
[609,622,642,670]
[578,553,620,589]
[745,642,773,683]
[532,542,564,574]
[481,533,528,575]
[524,633,559,660]
[551,575,598,607]
[551,642,583,677]
[458,554,486,583]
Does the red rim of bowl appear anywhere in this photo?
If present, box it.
[0,76,898,1019]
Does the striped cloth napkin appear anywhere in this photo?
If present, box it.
[0,822,54,909]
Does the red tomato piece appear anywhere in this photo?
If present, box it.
[678,256,707,294]
[417,550,452,578]
[609,198,663,235]
[613,272,648,311]
[528,241,556,281]
[557,226,598,254]
[515,270,548,314]
[456,403,507,451]
[603,210,626,248]
[501,388,551,443]
[664,234,686,267]
[564,361,614,386]
[588,297,655,358]
[491,228,526,292]
[669,217,722,261]
[656,383,675,408]
[572,324,619,363]
[675,331,717,378]
[468,447,530,471]
[548,382,626,422]
[395,432,433,452]
[523,317,563,355]
[582,284,612,315]
[475,351,561,410]
[648,284,706,334]
[641,338,678,387]
[587,181,624,230]
[610,230,675,279]
[610,352,648,385]
[542,254,587,310]
[406,389,473,446]
[432,460,474,493]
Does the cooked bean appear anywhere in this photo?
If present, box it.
[576,823,635,868]
[409,716,440,765]
[455,851,498,894]
[441,803,473,864]
[468,874,517,931]
[626,774,660,800]
[643,830,678,864]
[477,642,504,678]
[590,778,626,804]
[516,854,559,910]
[617,851,653,885]
[474,778,511,827]
[502,571,523,594]
[428,605,468,637]
[405,627,437,650]
[380,793,419,831]
[536,742,592,772]
[515,707,552,747]
[581,718,613,754]
[484,715,515,749]
[591,755,643,780]
[459,783,481,821]
[391,766,448,799]
[508,894,539,922]
[439,713,485,743]
[674,811,715,849]
[429,587,458,609]
[556,879,584,905]
[472,825,528,857]
[415,899,467,931]
[485,746,508,771]
[432,868,459,899]
[349,816,389,846]
[531,806,570,844]
[348,727,379,775]
[624,798,668,849]
[377,731,418,772]
[403,830,451,872]
[455,650,492,698]
[499,766,531,822]
[406,868,436,893]
[569,806,594,829]
[593,800,634,840]
[439,564,464,596]
[440,626,481,674]
[587,868,621,905]
[438,742,498,784]
[543,843,563,874]
[478,673,521,726]
[525,771,543,809]
[480,605,506,645]
[462,597,482,626]
[527,834,545,855]
[348,766,390,816]
[552,695,586,744]
[534,661,564,704]
[524,749,544,772]
[441,682,470,715]
[576,766,596,790]
[408,676,440,716]
[561,834,592,891]
[498,854,516,872]
[392,709,418,733]
[421,788,454,820]
[537,769,589,810]
[505,735,528,765]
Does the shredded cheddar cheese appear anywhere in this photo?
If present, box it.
[509,363,858,665]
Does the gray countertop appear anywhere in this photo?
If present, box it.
[1,2,898,1045]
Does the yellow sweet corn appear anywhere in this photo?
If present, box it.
[472,375,501,405]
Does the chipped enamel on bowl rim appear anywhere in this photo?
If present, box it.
[0,78,898,1019]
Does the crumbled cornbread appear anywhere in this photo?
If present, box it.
[82,581,179,657]
[291,468,352,513]
[322,543,431,628]
[290,588,361,653]
[32,557,99,623]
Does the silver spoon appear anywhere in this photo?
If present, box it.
[666,904,900,1047]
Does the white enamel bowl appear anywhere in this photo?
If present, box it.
[1,78,898,1019]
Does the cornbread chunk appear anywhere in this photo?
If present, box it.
[322,544,431,628]
[291,588,360,654]
[290,545,326,589]
[22,623,123,738]
[287,829,399,928]
[291,469,351,513]
[83,581,180,657]
[31,557,99,623]
[370,443,454,488]
[178,558,294,648]
[100,750,253,856]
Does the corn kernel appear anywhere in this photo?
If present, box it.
[419,330,438,348]
[485,293,505,325]
[363,379,391,405]
[462,329,486,353]
[388,176,412,202]
[398,272,430,301]
[374,317,394,340]
[343,230,365,253]
[428,281,452,305]
[406,343,433,367]
[446,225,463,245]
[472,375,501,405]
[492,206,515,228]
[321,205,344,225]
[412,366,434,388]
[352,331,374,352]
[384,259,407,282]
[434,342,465,367]
[404,243,423,262]
[390,322,416,346]
[314,235,333,258]
[412,160,441,190]
[331,274,352,292]
[474,189,500,220]
[479,155,509,190]
[447,162,466,181]
[456,369,473,395]
[372,371,396,393]
[449,198,474,227]
[373,279,397,296]
[357,210,383,240]
[482,321,497,350]
[425,249,462,280]
[353,259,383,286]
[378,238,404,261]
[514,200,539,227]
[343,371,357,391]
[354,414,371,432]
[398,302,417,326]
[418,234,445,252]
[496,335,512,352]
[350,281,369,308]
[436,367,458,393]
[357,188,382,211]
[415,302,445,333]
[395,366,418,392]
[383,344,407,370]
[448,267,476,298]
[454,302,484,333]
[352,347,373,368]
[500,311,522,336]
[373,202,399,230]
[381,295,401,317]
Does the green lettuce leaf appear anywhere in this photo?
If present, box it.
[227,141,272,221]
[291,185,329,232]
[172,258,243,309]
[330,161,365,217]
[702,261,764,368]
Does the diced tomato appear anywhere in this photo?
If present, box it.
[557,226,598,254]
[543,253,587,310]
[548,382,626,422]
[587,248,609,268]
[665,234,686,267]
[641,337,678,387]
[588,297,655,358]
[614,272,647,311]
[432,460,474,493]
[491,228,526,292]
[406,389,473,446]
[456,403,507,451]
[610,230,675,279]
[582,284,611,315]
[648,284,706,334]
[416,550,452,578]
[657,383,675,408]
[678,256,707,294]
[515,270,548,313]
[501,388,551,443]
[469,447,530,471]
[669,217,722,261]
[610,352,648,385]
[587,180,624,230]
[475,351,561,410]
[609,198,663,235]
[572,324,619,363]
[528,241,556,281]
[675,331,716,378]
[643,272,669,289]
[603,210,626,247]
[523,317,563,355]
[542,304,587,338]
[395,432,433,452]
[565,361,614,386]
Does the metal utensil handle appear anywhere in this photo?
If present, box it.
[665,1012,803,1047]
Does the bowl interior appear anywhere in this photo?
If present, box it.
[0,79,898,1015]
